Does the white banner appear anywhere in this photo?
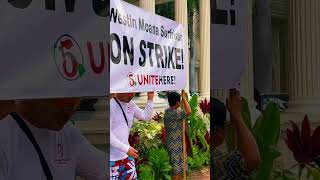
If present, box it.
[110,0,186,93]
[0,1,109,100]
[211,0,247,90]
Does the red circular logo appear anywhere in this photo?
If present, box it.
[53,35,85,81]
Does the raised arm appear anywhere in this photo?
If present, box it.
[227,89,261,172]
[181,90,191,116]
[133,92,154,121]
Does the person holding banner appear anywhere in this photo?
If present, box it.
[110,92,154,180]
[0,98,107,180]
[211,90,261,179]
[163,90,191,180]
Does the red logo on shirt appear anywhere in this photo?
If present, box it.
[55,143,71,164]
[57,143,63,158]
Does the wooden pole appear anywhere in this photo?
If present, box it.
[182,119,187,180]
[181,90,187,180]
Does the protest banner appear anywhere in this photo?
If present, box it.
[211,0,247,90]
[0,1,109,100]
[110,0,186,93]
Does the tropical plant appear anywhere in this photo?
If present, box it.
[251,102,281,180]
[284,115,320,179]
[138,164,155,180]
[187,94,210,151]
[199,98,210,114]
[147,148,172,180]
[129,131,140,148]
[157,91,168,99]
[285,115,320,166]
[187,146,210,169]
[130,121,163,156]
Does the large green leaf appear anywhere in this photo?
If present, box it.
[139,165,155,180]
[147,148,172,180]
[197,131,209,150]
[310,167,320,180]
[259,103,281,146]
[252,115,263,139]
[252,146,282,180]
[188,94,199,115]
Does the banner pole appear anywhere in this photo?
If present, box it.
[182,90,187,180]
[182,119,187,180]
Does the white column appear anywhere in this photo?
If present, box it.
[211,89,228,103]
[240,0,260,121]
[199,0,210,100]
[175,0,190,93]
[134,0,168,113]
[139,0,155,12]
[287,0,320,118]
[240,0,254,102]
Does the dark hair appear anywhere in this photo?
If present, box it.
[210,98,227,129]
[167,92,181,107]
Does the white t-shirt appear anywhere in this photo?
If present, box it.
[0,114,107,180]
[110,98,153,161]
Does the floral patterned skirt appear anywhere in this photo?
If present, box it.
[110,156,137,180]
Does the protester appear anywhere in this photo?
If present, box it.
[0,98,107,180]
[163,90,192,180]
[211,90,261,179]
[110,92,154,180]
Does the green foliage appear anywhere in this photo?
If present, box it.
[147,148,172,180]
[187,146,210,169]
[187,94,210,151]
[187,0,200,44]
[139,164,155,180]
[155,2,174,20]
[131,121,163,155]
[251,103,281,180]
[309,166,320,180]
[272,169,296,180]
[257,103,281,147]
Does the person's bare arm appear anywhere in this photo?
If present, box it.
[133,92,154,121]
[181,90,191,116]
[227,89,261,171]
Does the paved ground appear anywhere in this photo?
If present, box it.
[188,167,210,180]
